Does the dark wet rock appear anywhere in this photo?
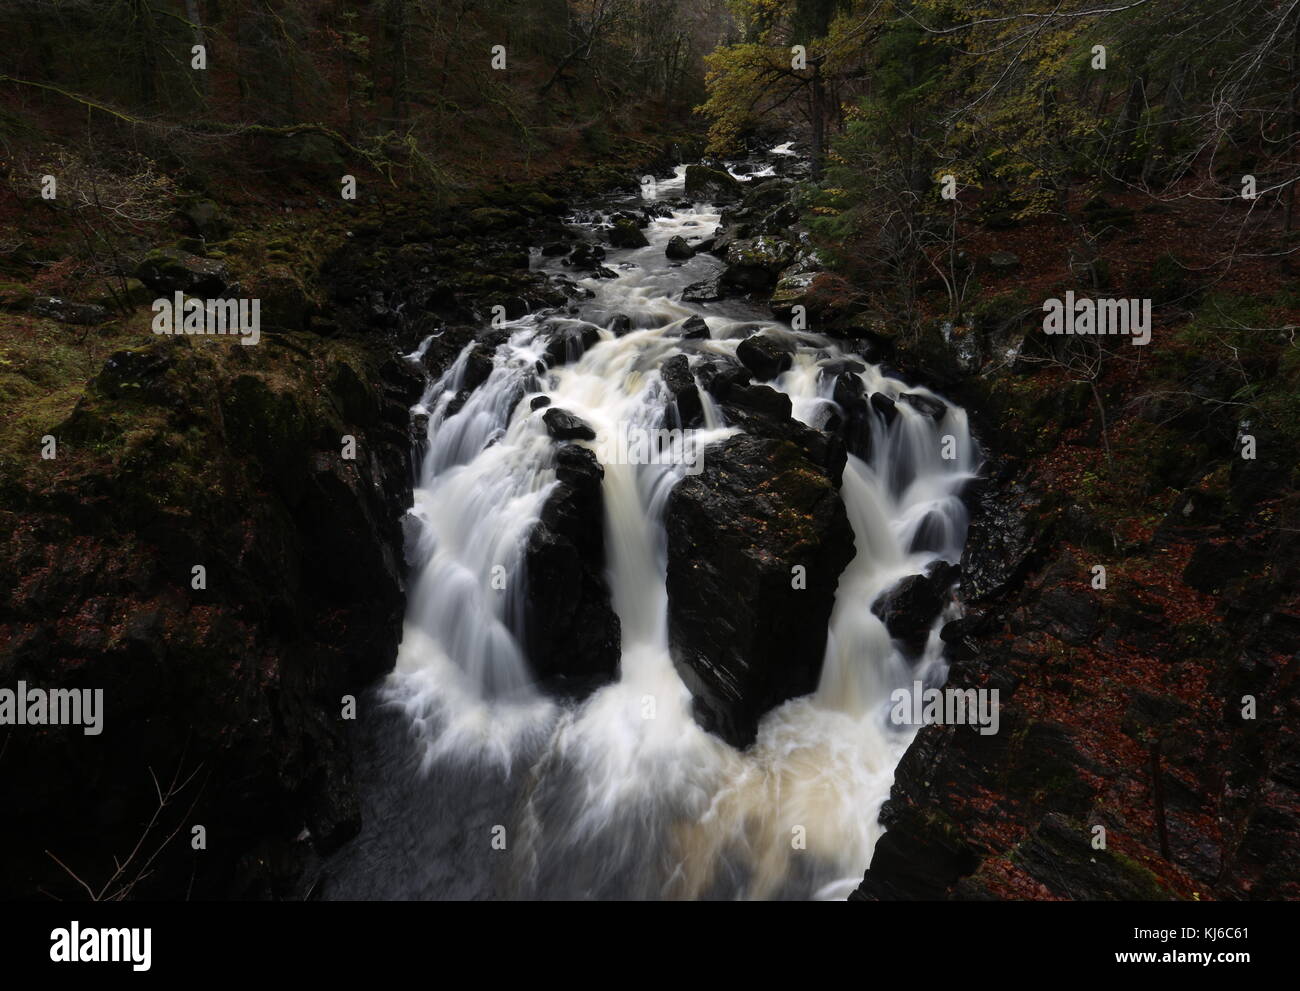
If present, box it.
[1229,423,1290,515]
[530,396,551,410]
[543,408,596,442]
[898,392,947,421]
[660,355,703,428]
[665,433,855,747]
[31,296,109,325]
[959,475,1048,604]
[722,236,796,291]
[681,275,725,303]
[769,269,818,320]
[524,445,620,694]
[543,322,602,366]
[939,615,983,662]
[696,359,752,401]
[870,392,898,425]
[609,217,649,249]
[821,371,870,462]
[736,333,794,381]
[565,242,607,271]
[668,315,710,340]
[710,225,748,257]
[819,358,867,379]
[608,314,633,336]
[684,164,742,203]
[722,396,847,486]
[541,241,571,257]
[497,296,530,320]
[135,247,231,296]
[0,333,417,900]
[460,343,496,394]
[727,382,791,421]
[872,569,955,656]
[665,236,695,260]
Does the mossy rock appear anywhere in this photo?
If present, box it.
[180,198,232,241]
[93,278,154,310]
[327,359,378,427]
[0,281,32,312]
[469,207,520,231]
[135,248,230,296]
[221,373,309,501]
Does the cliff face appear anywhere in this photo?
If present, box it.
[0,325,418,899]
[852,328,1300,901]
[0,138,693,900]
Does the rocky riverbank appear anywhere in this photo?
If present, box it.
[0,135,698,900]
[848,262,1300,902]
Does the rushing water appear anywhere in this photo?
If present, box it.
[321,156,978,900]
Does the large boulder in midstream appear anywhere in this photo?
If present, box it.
[524,445,621,695]
[684,164,742,203]
[665,433,855,747]
[722,236,797,291]
[736,333,794,381]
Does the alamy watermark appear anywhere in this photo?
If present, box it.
[0,682,103,735]
[609,423,705,476]
[50,922,150,971]
[152,292,260,345]
[890,680,1000,736]
[1043,292,1151,345]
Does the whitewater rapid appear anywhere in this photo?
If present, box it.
[322,159,978,900]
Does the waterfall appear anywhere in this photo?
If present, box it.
[324,153,978,900]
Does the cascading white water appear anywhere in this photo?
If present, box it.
[324,154,978,900]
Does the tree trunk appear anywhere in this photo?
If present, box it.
[184,0,207,100]
[811,58,825,178]
[1287,17,1299,232]
[388,0,408,125]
